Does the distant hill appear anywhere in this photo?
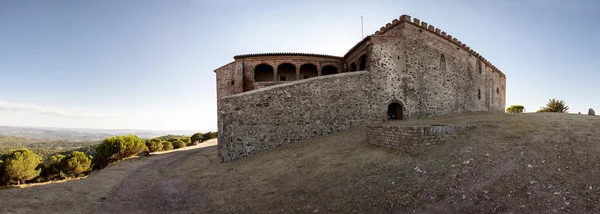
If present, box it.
[0,126,205,141]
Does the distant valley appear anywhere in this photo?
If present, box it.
[0,125,203,141]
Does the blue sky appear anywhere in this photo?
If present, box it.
[0,0,598,130]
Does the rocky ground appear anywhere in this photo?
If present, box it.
[2,112,600,213]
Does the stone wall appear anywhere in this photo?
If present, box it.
[367,124,476,155]
[367,18,506,119]
[214,61,243,100]
[218,71,381,161]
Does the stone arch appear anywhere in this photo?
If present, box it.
[299,63,318,79]
[350,62,357,72]
[254,64,274,82]
[388,102,404,120]
[277,63,296,81]
[358,54,367,70]
[321,65,338,76]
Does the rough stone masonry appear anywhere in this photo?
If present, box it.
[214,14,507,161]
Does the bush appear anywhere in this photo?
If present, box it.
[93,135,147,170]
[201,132,218,141]
[162,141,174,151]
[172,139,186,149]
[145,138,164,153]
[506,105,525,113]
[0,148,41,185]
[190,133,203,145]
[40,154,65,180]
[61,151,92,177]
[537,99,569,113]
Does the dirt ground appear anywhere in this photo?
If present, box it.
[3,112,600,213]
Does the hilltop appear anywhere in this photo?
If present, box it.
[2,112,600,213]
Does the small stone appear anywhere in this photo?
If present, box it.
[554,192,561,195]
[527,164,533,168]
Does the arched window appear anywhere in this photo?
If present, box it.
[321,65,338,76]
[496,87,499,94]
[299,64,318,79]
[254,64,274,82]
[358,54,367,70]
[277,63,296,81]
[478,89,481,100]
[440,54,446,70]
[350,63,357,72]
[388,103,403,120]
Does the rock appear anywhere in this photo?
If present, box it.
[589,108,595,116]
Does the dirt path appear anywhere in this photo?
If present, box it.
[0,140,217,214]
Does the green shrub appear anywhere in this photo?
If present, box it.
[172,139,186,149]
[162,141,174,151]
[61,151,92,177]
[145,138,164,153]
[201,132,218,141]
[537,99,569,113]
[0,148,41,185]
[40,154,65,180]
[93,135,147,170]
[506,105,525,113]
[190,133,203,145]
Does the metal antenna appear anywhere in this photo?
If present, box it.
[361,16,364,39]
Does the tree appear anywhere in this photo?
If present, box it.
[0,148,41,185]
[94,135,147,170]
[44,154,65,180]
[537,99,569,113]
[162,141,174,151]
[172,139,186,149]
[506,105,526,113]
[145,138,164,153]
[190,133,204,145]
[61,151,92,177]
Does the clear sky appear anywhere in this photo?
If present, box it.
[0,0,598,131]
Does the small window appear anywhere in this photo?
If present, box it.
[440,54,446,70]
[477,60,482,73]
[279,75,287,81]
[230,81,234,85]
[478,89,481,100]
[496,87,499,94]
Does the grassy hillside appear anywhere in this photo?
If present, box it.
[3,112,600,213]
[150,112,600,213]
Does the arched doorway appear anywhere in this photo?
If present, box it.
[388,103,403,120]
[358,54,367,70]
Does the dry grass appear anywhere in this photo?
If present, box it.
[4,113,600,213]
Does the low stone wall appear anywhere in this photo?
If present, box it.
[367,124,476,154]
[218,71,381,161]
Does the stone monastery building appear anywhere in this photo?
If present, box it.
[215,14,506,161]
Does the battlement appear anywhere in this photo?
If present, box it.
[372,14,505,78]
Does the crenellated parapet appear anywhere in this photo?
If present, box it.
[372,15,505,78]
